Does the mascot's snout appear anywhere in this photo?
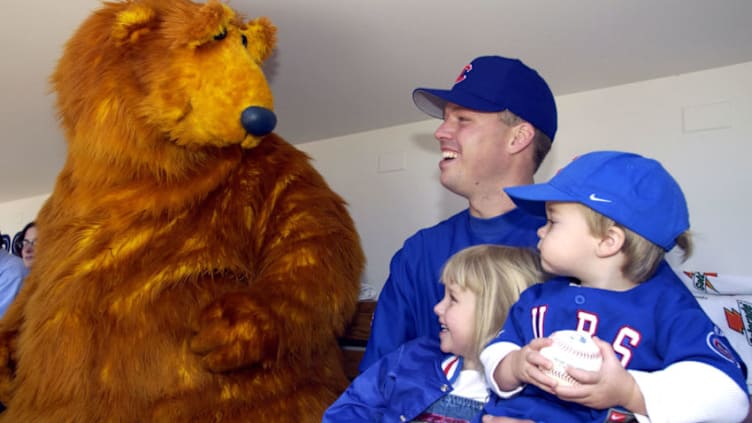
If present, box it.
[241,106,277,136]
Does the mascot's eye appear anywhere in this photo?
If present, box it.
[241,34,248,48]
[214,28,228,41]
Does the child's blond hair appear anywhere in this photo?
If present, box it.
[440,245,545,362]
[578,204,693,282]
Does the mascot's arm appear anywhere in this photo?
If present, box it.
[191,142,364,372]
[0,271,39,402]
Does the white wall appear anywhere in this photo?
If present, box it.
[2,62,750,292]
[299,61,752,292]
[0,194,47,239]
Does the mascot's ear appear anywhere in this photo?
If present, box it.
[242,17,277,62]
[181,0,237,49]
[112,3,157,46]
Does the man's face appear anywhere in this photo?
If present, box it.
[433,103,515,199]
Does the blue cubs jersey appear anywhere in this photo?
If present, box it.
[483,261,748,422]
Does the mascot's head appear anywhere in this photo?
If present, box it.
[53,0,277,178]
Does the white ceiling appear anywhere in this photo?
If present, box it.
[2,0,752,203]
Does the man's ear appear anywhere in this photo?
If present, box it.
[508,122,535,154]
[597,225,626,258]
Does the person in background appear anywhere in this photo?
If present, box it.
[0,246,27,319]
[0,232,10,253]
[360,55,557,372]
[12,221,36,268]
[324,245,546,422]
[480,151,748,422]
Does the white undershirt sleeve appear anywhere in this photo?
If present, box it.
[630,361,749,423]
[479,341,525,398]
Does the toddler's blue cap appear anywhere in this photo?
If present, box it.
[505,151,689,251]
[412,56,557,141]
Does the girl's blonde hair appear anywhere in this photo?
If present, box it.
[440,245,545,361]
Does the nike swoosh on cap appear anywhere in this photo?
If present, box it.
[589,193,612,203]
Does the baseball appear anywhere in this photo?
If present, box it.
[539,330,602,386]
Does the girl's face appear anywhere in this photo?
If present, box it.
[21,226,37,268]
[433,281,477,359]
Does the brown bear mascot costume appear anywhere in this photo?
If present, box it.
[0,0,365,421]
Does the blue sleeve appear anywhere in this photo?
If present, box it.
[360,247,416,372]
[657,298,748,392]
[324,344,401,422]
[0,255,27,318]
[646,264,748,392]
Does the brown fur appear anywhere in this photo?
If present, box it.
[0,0,364,421]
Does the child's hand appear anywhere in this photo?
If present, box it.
[498,337,558,392]
[552,336,644,413]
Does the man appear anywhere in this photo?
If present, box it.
[360,55,557,372]
[0,247,27,318]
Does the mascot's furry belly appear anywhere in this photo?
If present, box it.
[0,136,364,422]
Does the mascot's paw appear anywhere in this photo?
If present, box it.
[190,293,279,372]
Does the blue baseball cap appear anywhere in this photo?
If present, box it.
[412,55,558,141]
[504,151,689,251]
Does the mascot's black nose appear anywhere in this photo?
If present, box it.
[241,106,277,136]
